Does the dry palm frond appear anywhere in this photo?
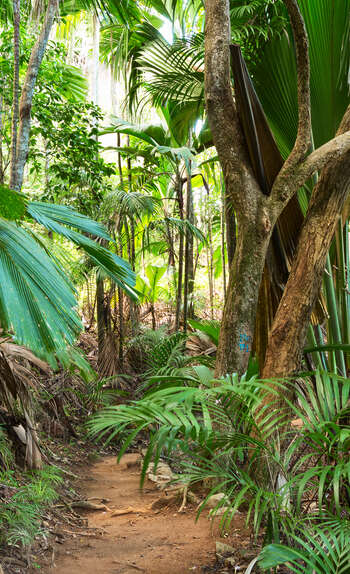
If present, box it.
[0,339,51,374]
[186,334,216,356]
[0,340,51,470]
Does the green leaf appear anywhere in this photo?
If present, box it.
[0,185,27,221]
[27,201,137,299]
[0,219,81,360]
[258,543,307,571]
[27,201,111,239]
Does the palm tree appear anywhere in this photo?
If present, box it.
[102,115,206,328]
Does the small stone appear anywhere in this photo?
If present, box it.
[210,505,230,516]
[206,493,229,508]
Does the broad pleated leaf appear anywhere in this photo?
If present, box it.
[27,201,111,239]
[0,219,81,360]
[27,202,137,299]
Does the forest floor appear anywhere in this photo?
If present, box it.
[34,453,255,574]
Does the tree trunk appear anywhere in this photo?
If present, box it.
[175,171,184,331]
[215,211,274,376]
[91,13,100,105]
[151,304,156,330]
[96,276,106,368]
[9,0,20,189]
[263,109,350,379]
[206,191,214,319]
[220,172,227,299]
[205,0,350,378]
[225,191,236,268]
[12,0,59,191]
[0,96,4,184]
[183,157,194,329]
[116,134,124,368]
[126,144,139,335]
[117,274,124,367]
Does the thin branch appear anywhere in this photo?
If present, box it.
[204,0,248,175]
[296,129,350,184]
[283,0,311,164]
[272,105,350,204]
[271,0,312,201]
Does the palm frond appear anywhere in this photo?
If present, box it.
[137,32,204,106]
[101,188,160,221]
[0,220,81,359]
[256,519,350,574]
[26,202,137,299]
[188,318,220,346]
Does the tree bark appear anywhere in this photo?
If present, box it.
[175,171,184,331]
[183,156,195,329]
[116,134,124,368]
[96,276,106,368]
[126,143,139,335]
[263,107,350,378]
[0,96,4,184]
[205,0,350,377]
[206,201,214,319]
[12,0,59,191]
[215,211,274,376]
[205,0,275,375]
[9,0,20,189]
[220,172,227,299]
[225,192,236,268]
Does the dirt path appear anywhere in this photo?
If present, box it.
[42,454,221,574]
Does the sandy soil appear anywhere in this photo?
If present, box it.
[41,454,222,574]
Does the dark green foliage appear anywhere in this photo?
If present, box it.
[128,328,188,381]
[0,186,26,221]
[256,518,350,573]
[32,103,114,213]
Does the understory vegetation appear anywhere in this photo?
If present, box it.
[0,0,350,572]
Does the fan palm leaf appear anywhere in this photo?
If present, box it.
[26,201,137,298]
[0,220,81,359]
[0,188,136,359]
[137,32,204,106]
